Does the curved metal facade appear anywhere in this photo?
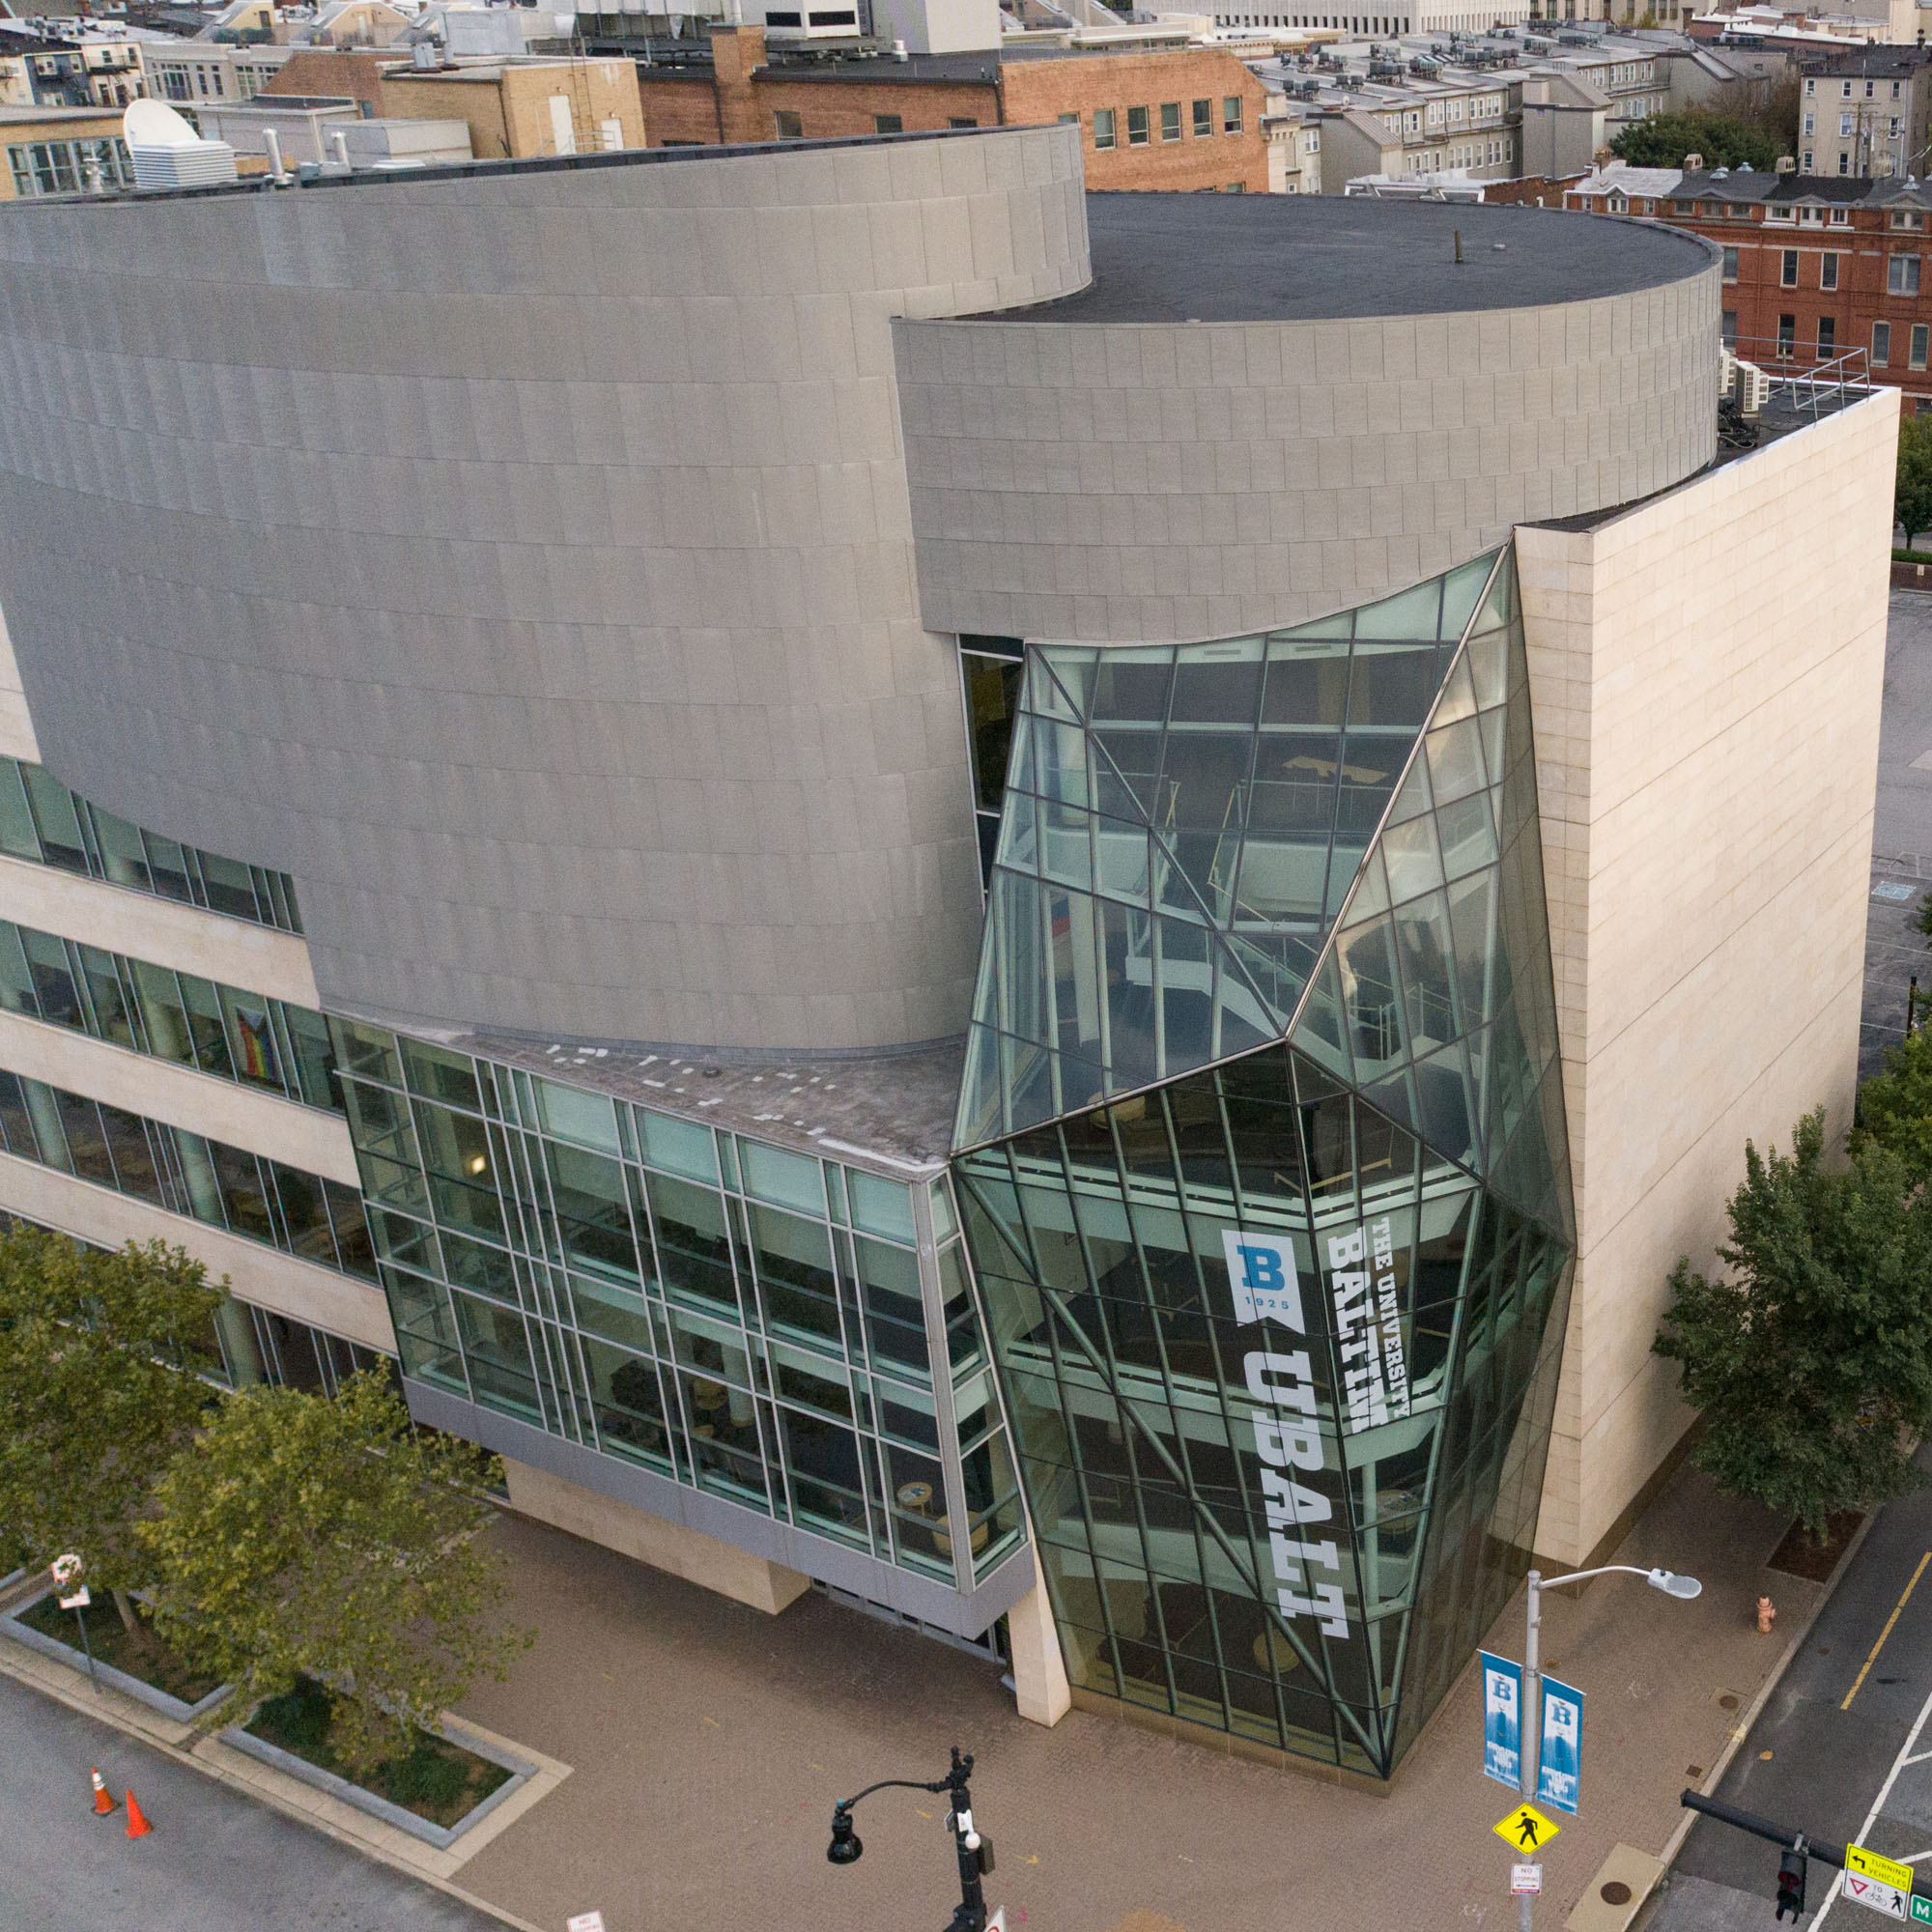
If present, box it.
[0,128,1090,1054]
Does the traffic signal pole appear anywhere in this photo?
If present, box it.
[1678,1790,1932,1913]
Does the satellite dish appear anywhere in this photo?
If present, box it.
[124,98,202,148]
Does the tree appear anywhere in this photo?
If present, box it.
[1655,1110,1932,1542]
[1858,1016,1932,1185]
[1897,414,1932,550]
[141,1372,531,1774]
[0,1228,223,1620]
[1609,110,1781,173]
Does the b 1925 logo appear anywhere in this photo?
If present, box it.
[1222,1230,1303,1330]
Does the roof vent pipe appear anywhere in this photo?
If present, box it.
[893,36,906,56]
[330,127,350,166]
[262,124,289,183]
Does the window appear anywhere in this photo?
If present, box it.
[873,113,902,133]
[1891,253,1921,295]
[1093,106,1117,151]
[1821,252,1838,290]
[1915,323,1930,370]
[1722,307,1738,348]
[1160,100,1180,142]
[1223,95,1243,133]
[1843,79,1853,97]
[1721,244,1738,279]
[6,136,132,197]
[1057,111,1077,125]
[1777,313,1796,357]
[1126,105,1149,146]
[1224,180,1245,191]
[1840,112,1853,136]
[1818,316,1835,356]
[1802,152,1812,171]
[1804,111,1814,135]
[1840,153,1851,177]
[1830,207,1850,225]
[1804,75,1815,93]
[1874,320,1892,365]
[1781,248,1799,286]
[773,109,803,140]
[1193,97,1212,136]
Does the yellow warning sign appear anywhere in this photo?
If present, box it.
[1849,1843,1915,1893]
[1493,1802,1562,1856]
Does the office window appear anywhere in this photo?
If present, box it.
[1821,252,1838,290]
[1223,95,1243,133]
[774,109,803,140]
[1874,320,1892,365]
[1721,244,1738,280]
[1781,249,1799,286]
[1818,316,1835,356]
[1722,307,1738,348]
[1126,105,1150,145]
[1194,97,1212,136]
[1776,313,1795,357]
[1057,111,1077,124]
[873,113,902,133]
[1094,106,1116,150]
[1160,101,1180,142]
[1891,252,1922,295]
[1804,111,1814,135]
[1914,323,1930,369]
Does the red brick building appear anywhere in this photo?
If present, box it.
[636,25,1270,191]
[1564,165,1932,408]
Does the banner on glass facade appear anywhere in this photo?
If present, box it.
[1324,1219,1411,1434]
[1537,1675,1583,1816]
[1481,1650,1523,1787]
[1221,1229,1303,1328]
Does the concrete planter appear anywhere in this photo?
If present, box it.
[0,1592,232,1722]
[220,1715,538,1850]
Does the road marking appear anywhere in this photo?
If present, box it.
[1844,1554,1932,1712]
[1812,1681,1932,1928]
[1906,1751,1932,1768]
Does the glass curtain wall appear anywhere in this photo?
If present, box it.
[331,1020,1027,1599]
[0,756,302,933]
[952,547,1576,1778]
[0,1069,376,1280]
[0,917,339,1113]
[959,635,1028,890]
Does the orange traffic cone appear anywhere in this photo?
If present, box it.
[124,1789,152,1839]
[90,1767,114,1815]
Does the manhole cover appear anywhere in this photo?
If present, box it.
[1601,1881,1634,1906]
[1874,880,1917,902]
[1719,1693,1740,1711]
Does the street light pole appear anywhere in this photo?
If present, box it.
[826,1745,992,1932]
[1512,1565,1703,1930]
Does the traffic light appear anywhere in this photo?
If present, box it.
[1776,1846,1807,1921]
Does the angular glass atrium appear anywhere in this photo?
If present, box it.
[952,546,1577,1777]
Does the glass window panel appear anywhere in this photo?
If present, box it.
[1393,892,1459,1048]
[546,1141,639,1282]
[86,806,151,891]
[1425,716,1487,806]
[847,1170,917,1244]
[401,1037,479,1112]
[19,928,80,1027]
[177,973,233,1077]
[636,1107,719,1183]
[580,1335,671,1466]
[1347,647,1440,728]
[324,1180,377,1279]
[141,831,194,904]
[195,848,259,921]
[1090,652,1174,726]
[739,1140,826,1216]
[1169,646,1264,724]
[0,761,39,860]
[209,1140,274,1242]
[1353,576,1442,640]
[1378,813,1444,906]
[570,1273,655,1350]
[282,1004,339,1110]
[55,1089,114,1185]
[1261,647,1350,729]
[72,946,136,1049]
[853,1233,929,1374]
[220,986,281,1091]
[645,1170,741,1314]
[965,656,1025,811]
[438,1224,517,1297]
[0,923,37,1016]
[332,1018,403,1086]
[534,1078,620,1153]
[450,1291,541,1419]
[680,1366,769,1507]
[272,1163,336,1264]
[98,1101,162,1203]
[748,1201,840,1345]
[19,765,86,870]
[413,1098,495,1184]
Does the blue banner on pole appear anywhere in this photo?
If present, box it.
[1537,1675,1584,1816]
[1480,1650,1522,1788]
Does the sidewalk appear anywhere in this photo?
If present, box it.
[440,1457,1830,1932]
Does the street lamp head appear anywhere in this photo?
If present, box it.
[1647,1568,1703,1600]
[827,1804,864,1866]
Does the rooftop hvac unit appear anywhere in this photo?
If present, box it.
[123,98,237,189]
[1733,357,1771,417]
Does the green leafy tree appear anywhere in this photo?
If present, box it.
[1656,1110,1932,1542]
[1609,110,1780,172]
[1898,415,1932,550]
[1858,1017,1932,1185]
[0,1228,223,1621]
[142,1372,531,1774]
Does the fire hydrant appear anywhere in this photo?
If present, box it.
[1757,1595,1776,1634]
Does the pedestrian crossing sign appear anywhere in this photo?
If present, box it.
[1493,1802,1562,1855]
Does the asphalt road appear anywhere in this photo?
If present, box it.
[0,1675,509,1932]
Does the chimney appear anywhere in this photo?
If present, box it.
[1776,153,1796,171]
[1684,149,1702,168]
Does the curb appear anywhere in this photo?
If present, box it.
[0,1639,552,1932]
[1642,1508,1883,1910]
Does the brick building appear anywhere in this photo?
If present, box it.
[635,25,1270,189]
[1566,163,1932,407]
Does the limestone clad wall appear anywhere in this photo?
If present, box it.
[0,127,1090,1055]
[896,269,1719,645]
[1515,390,1896,1566]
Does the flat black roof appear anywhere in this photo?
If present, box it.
[997,193,1718,325]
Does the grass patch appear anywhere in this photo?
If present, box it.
[245,1675,511,1828]
[1896,549,1932,564]
[17,1592,221,1705]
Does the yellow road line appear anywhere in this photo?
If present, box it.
[1843,1551,1932,1712]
